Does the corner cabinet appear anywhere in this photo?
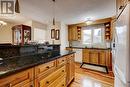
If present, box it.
[0,53,75,87]
[12,25,31,45]
[68,25,81,41]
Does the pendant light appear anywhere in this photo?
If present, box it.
[15,0,20,13]
[52,0,56,27]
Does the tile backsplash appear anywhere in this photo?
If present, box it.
[71,41,111,48]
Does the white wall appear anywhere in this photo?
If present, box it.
[46,21,61,44]
[34,28,46,43]
[60,22,69,50]
[46,22,69,50]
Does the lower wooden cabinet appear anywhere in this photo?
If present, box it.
[66,54,75,86]
[83,49,112,70]
[0,53,75,87]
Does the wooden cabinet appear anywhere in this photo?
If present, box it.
[12,25,31,45]
[0,68,34,87]
[66,54,75,86]
[68,25,81,41]
[105,22,112,41]
[83,49,112,70]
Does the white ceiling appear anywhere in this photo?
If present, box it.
[1,0,116,24]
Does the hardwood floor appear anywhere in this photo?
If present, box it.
[69,63,114,87]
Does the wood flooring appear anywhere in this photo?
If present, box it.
[69,63,114,87]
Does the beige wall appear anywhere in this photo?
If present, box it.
[0,23,15,43]
[0,20,48,44]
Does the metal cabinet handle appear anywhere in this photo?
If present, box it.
[46,66,50,69]
[46,81,49,84]
[62,70,65,72]
[119,6,124,10]
[8,84,12,87]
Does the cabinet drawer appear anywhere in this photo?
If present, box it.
[0,68,33,87]
[13,81,33,87]
[57,57,66,67]
[36,65,66,87]
[67,54,74,61]
[35,60,56,78]
[48,75,66,87]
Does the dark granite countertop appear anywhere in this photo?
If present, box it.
[0,50,75,78]
[66,46,111,50]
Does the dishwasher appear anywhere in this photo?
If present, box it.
[73,49,82,63]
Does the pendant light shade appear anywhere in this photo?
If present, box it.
[15,0,20,13]
[52,0,56,26]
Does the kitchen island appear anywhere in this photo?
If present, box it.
[0,44,75,87]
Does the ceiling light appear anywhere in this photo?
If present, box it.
[85,18,94,25]
[0,21,7,26]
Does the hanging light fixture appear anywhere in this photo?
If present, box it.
[52,0,56,27]
[15,0,20,13]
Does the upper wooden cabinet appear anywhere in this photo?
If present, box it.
[116,0,129,17]
[68,25,81,41]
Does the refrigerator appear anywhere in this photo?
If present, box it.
[114,2,130,87]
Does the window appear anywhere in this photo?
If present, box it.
[93,29,102,44]
[34,28,46,43]
[82,25,104,45]
[82,29,92,44]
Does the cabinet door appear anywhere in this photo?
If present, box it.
[66,54,75,86]
[89,51,99,65]
[82,49,90,63]
[99,51,106,66]
[68,25,79,41]
[106,50,112,70]
[0,68,34,87]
